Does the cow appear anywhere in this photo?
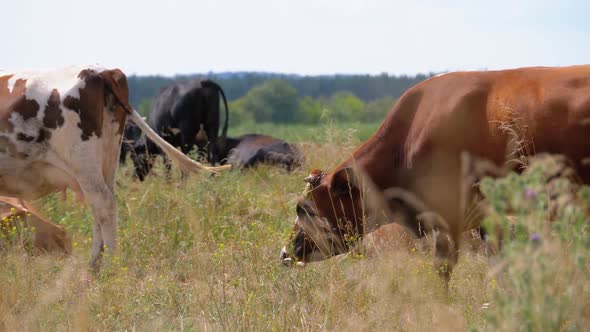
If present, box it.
[0,66,229,270]
[130,134,303,181]
[220,134,303,170]
[128,79,230,180]
[0,197,71,254]
[119,119,142,164]
[280,65,590,286]
[145,79,229,165]
[118,120,152,181]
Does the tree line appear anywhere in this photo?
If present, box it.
[128,72,434,125]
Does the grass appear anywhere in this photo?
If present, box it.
[228,121,381,143]
[0,123,588,331]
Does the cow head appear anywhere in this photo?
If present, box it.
[280,167,365,266]
[129,137,154,182]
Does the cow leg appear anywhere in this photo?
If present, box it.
[204,91,221,164]
[423,152,507,282]
[461,151,507,201]
[424,214,459,286]
[77,175,117,271]
[161,154,174,180]
[210,140,221,165]
[393,150,470,288]
[384,188,458,287]
[90,221,104,269]
[460,151,509,254]
[178,123,198,158]
[179,134,196,179]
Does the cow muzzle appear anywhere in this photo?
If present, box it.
[280,246,305,267]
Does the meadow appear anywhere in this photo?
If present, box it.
[0,122,588,331]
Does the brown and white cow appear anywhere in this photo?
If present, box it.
[280,65,590,284]
[0,66,229,270]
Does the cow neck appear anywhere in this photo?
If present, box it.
[334,89,423,191]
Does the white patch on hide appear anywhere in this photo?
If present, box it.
[3,65,105,111]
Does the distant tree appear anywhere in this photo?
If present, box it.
[228,99,255,127]
[363,97,397,123]
[127,75,175,107]
[297,96,323,124]
[126,73,432,125]
[128,72,433,108]
[327,91,365,122]
[239,80,300,123]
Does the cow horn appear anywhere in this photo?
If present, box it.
[304,174,317,184]
[304,170,325,185]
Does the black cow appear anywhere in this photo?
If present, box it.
[119,120,142,164]
[147,79,229,162]
[128,135,152,181]
[119,120,154,181]
[130,79,229,180]
[220,134,303,171]
[130,133,302,180]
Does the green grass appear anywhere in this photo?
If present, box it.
[0,124,588,330]
[229,121,381,143]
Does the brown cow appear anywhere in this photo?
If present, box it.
[0,197,71,254]
[280,65,590,285]
[0,66,229,270]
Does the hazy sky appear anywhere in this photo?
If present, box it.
[4,0,589,76]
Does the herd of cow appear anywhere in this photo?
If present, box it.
[120,78,303,180]
[1,65,589,287]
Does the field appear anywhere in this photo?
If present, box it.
[0,122,589,331]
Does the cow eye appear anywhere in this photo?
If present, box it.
[296,200,316,218]
[296,203,307,216]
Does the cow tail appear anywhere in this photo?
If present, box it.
[128,110,231,173]
[218,83,229,149]
[103,75,231,174]
[202,80,229,150]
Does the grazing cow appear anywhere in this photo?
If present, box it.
[220,134,303,170]
[119,119,142,164]
[129,79,230,180]
[0,197,71,254]
[280,65,590,285]
[146,79,229,164]
[131,134,303,181]
[0,66,229,270]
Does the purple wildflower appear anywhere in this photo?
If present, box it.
[530,233,541,243]
[524,188,537,199]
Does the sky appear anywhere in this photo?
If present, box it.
[4,0,589,76]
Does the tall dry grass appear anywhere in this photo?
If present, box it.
[0,123,588,331]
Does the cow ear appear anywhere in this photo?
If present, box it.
[329,167,357,195]
[99,70,130,109]
[99,69,125,86]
